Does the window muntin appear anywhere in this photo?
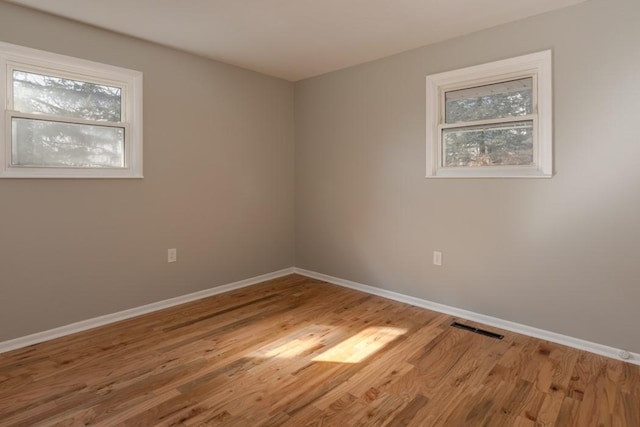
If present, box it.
[426,51,552,178]
[0,42,143,178]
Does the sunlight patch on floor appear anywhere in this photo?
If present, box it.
[262,338,322,358]
[312,327,406,364]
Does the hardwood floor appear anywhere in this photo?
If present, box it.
[0,274,638,426]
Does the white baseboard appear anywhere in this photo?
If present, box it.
[0,267,296,355]
[3,266,638,366]
[294,268,640,366]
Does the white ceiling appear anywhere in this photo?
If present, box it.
[5,0,587,81]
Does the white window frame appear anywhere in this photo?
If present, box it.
[0,42,143,178]
[426,50,552,178]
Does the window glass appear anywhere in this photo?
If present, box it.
[11,117,125,168]
[443,121,533,167]
[445,77,532,124]
[12,70,122,122]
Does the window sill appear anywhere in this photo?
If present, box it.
[426,167,553,179]
[0,168,143,179]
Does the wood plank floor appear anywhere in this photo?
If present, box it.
[0,274,638,426]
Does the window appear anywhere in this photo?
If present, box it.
[0,42,143,178]
[426,51,552,178]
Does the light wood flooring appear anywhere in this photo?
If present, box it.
[0,274,638,426]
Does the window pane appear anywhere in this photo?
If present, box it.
[12,118,124,168]
[443,121,533,167]
[13,70,122,122]
[445,78,532,124]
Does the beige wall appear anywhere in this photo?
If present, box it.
[2,0,639,355]
[0,3,295,341]
[295,0,640,353]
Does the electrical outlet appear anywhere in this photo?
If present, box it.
[168,248,177,263]
[433,251,442,266]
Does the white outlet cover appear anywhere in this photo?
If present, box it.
[433,251,442,266]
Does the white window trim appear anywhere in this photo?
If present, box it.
[0,42,143,178]
[426,50,552,178]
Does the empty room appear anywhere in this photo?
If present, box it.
[0,0,639,425]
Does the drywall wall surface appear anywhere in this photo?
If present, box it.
[0,3,295,341]
[295,0,640,352]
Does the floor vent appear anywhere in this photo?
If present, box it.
[451,322,504,340]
